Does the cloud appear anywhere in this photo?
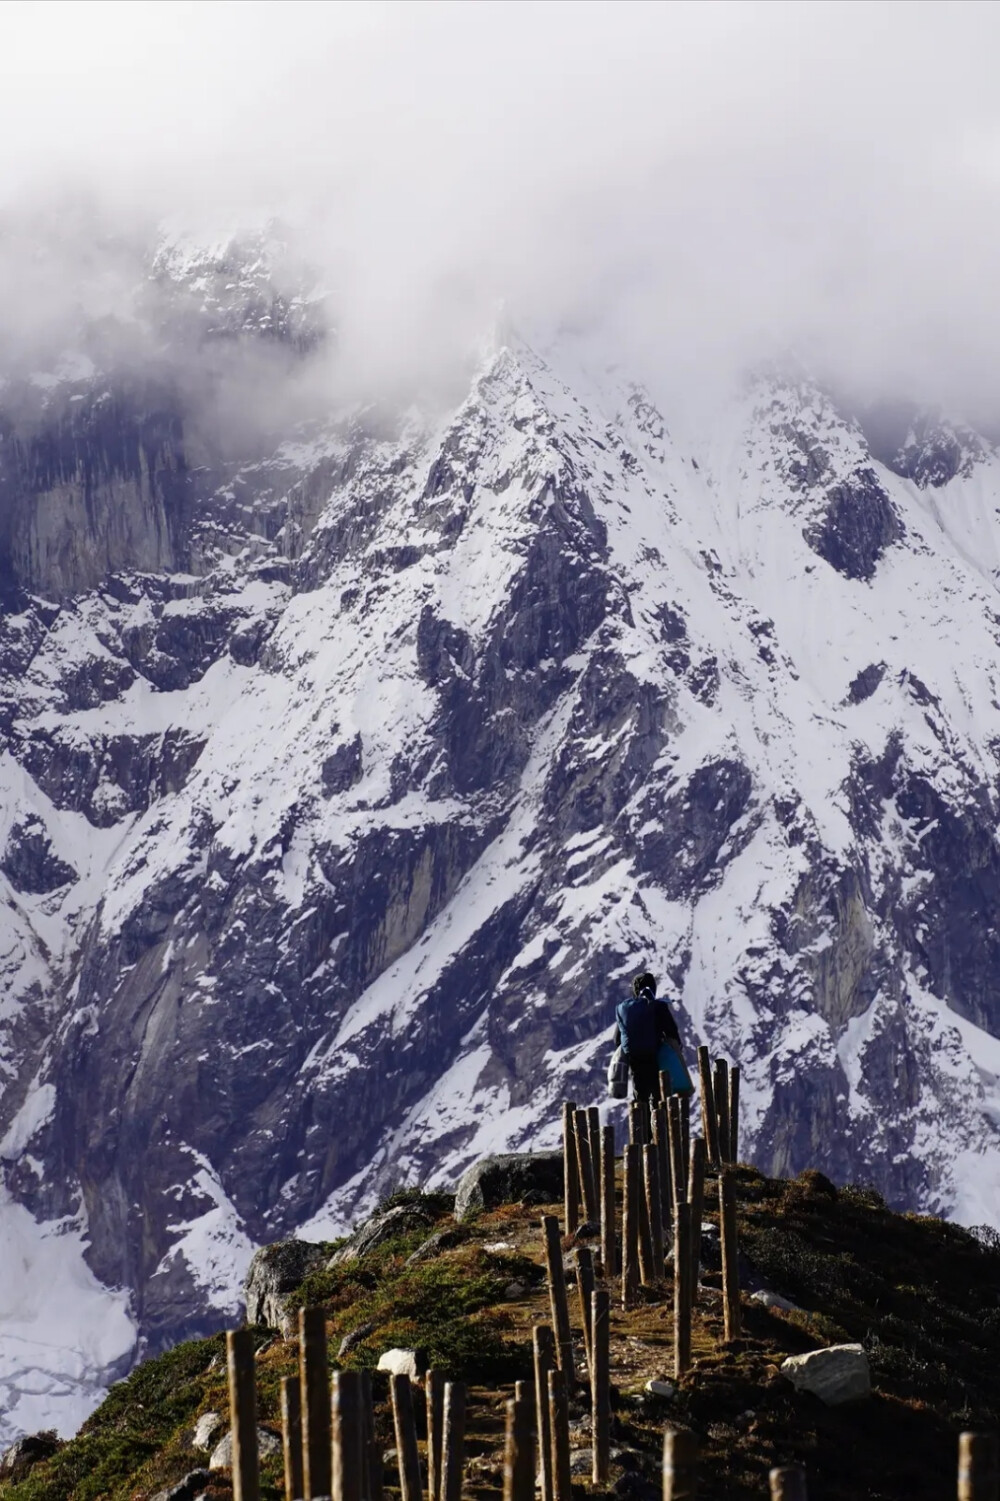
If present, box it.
[2,1,1000,419]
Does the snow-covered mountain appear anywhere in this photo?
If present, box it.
[4,235,1000,1438]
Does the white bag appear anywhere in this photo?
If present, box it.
[606,1044,629,1100]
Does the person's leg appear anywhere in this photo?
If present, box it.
[631,1058,660,1139]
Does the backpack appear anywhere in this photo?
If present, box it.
[615,994,659,1059]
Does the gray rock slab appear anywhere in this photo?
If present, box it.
[329,1204,435,1267]
[243,1240,326,1332]
[780,1343,872,1404]
[453,1151,563,1220]
[150,1471,212,1501]
[208,1427,282,1470]
[191,1410,223,1451]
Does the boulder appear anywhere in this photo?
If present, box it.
[244,1240,326,1334]
[405,1227,466,1266]
[150,1471,212,1501]
[209,1427,282,1469]
[780,1344,872,1404]
[339,1320,377,1357]
[377,1347,427,1381]
[453,1152,563,1220]
[0,1430,62,1480]
[752,1289,803,1313]
[644,1378,676,1398]
[329,1204,435,1267]
[192,1410,223,1450]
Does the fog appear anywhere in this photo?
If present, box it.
[3,1,1000,421]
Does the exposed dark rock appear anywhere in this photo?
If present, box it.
[803,469,903,581]
[338,1320,377,1357]
[0,1430,62,1480]
[1,817,76,894]
[328,1204,435,1266]
[150,1470,212,1501]
[405,1227,467,1266]
[453,1152,563,1220]
[244,1240,326,1330]
[321,734,363,797]
[847,662,886,704]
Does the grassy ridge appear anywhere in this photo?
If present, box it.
[4,1169,1000,1499]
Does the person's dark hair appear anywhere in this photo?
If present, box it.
[632,971,657,998]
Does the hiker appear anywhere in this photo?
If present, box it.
[611,971,690,1104]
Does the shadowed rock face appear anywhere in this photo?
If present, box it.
[3,308,1000,1383]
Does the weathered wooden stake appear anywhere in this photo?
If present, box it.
[687,1135,707,1305]
[440,1381,466,1501]
[390,1374,424,1501]
[600,1124,617,1279]
[663,1428,698,1500]
[629,1099,646,1146]
[637,1141,656,1287]
[503,1393,535,1501]
[719,1167,742,1341]
[280,1375,303,1501]
[576,1247,596,1372]
[587,1106,601,1192]
[958,1432,1000,1501]
[728,1064,741,1164]
[425,1368,444,1501]
[226,1328,260,1501]
[667,1097,685,1215]
[547,1366,572,1501]
[714,1058,731,1166]
[563,1101,580,1234]
[680,1095,691,1181]
[696,1045,720,1167]
[769,1466,808,1500]
[591,1288,611,1484]
[653,1105,673,1235]
[532,1326,556,1501]
[298,1306,331,1500]
[331,1369,363,1501]
[542,1214,575,1381]
[621,1143,641,1309]
[673,1201,692,1378]
[643,1142,665,1277]
[360,1369,382,1501]
[575,1107,599,1223]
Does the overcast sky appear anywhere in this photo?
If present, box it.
[3,1,1000,416]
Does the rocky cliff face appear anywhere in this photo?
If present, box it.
[3,247,1000,1438]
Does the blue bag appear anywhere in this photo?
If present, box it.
[657,1040,694,1096]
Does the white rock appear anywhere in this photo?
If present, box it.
[192,1410,223,1450]
[752,1289,802,1313]
[377,1347,425,1381]
[780,1344,872,1404]
[208,1427,282,1470]
[645,1378,676,1398]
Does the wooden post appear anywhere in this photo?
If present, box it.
[697,1045,720,1167]
[390,1374,424,1501]
[770,1467,808,1500]
[576,1248,596,1373]
[425,1369,444,1501]
[563,1101,580,1234]
[547,1366,572,1501]
[667,1098,685,1215]
[440,1381,466,1501]
[226,1329,260,1501]
[638,1142,656,1287]
[663,1428,698,1500]
[728,1064,741,1164]
[680,1094,691,1182]
[591,1288,610,1485]
[600,1124,616,1279]
[532,1326,556,1501]
[714,1059,731,1165]
[587,1106,601,1190]
[331,1369,363,1501]
[503,1392,535,1501]
[574,1107,599,1223]
[621,1143,640,1309]
[643,1143,665,1277]
[542,1214,575,1382]
[629,1099,645,1146]
[673,1201,692,1377]
[653,1105,673,1235]
[298,1307,331,1500]
[720,1167,742,1341]
[280,1375,303,1501]
[360,1369,382,1501]
[687,1135,707,1305]
[958,1432,1000,1501]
